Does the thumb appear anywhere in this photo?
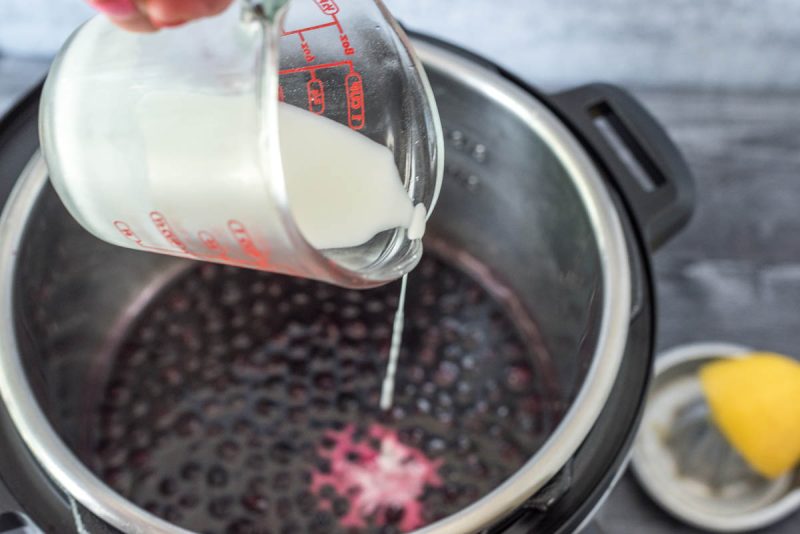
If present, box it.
[87,0,156,32]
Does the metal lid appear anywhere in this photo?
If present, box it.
[631,342,800,532]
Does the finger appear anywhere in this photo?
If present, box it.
[142,0,235,28]
[87,0,157,32]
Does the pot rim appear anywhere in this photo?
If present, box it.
[0,39,632,534]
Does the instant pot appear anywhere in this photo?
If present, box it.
[0,34,693,534]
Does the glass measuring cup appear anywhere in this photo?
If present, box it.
[39,0,443,289]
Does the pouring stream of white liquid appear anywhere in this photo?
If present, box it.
[380,273,408,411]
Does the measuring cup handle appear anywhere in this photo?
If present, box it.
[548,83,695,251]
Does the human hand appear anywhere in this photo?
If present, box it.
[87,0,235,32]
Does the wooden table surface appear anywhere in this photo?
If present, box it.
[2,57,798,533]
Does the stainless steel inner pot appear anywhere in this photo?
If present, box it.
[0,40,631,533]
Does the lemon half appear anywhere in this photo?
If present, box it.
[699,352,800,479]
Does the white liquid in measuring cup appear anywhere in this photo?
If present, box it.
[138,93,425,250]
[279,104,427,249]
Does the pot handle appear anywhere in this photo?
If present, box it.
[548,83,694,251]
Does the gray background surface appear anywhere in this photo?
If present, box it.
[3,0,800,91]
[1,1,800,533]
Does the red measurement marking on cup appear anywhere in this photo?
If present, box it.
[282,20,339,38]
[113,221,194,257]
[279,2,363,125]
[307,75,325,114]
[198,231,229,260]
[114,220,146,247]
[314,0,339,16]
[228,220,270,267]
[340,31,355,56]
[279,61,365,130]
[113,220,187,255]
[280,60,353,76]
[278,85,286,102]
[113,220,273,269]
[346,71,365,130]
[300,38,316,63]
[332,15,345,35]
[283,15,355,56]
[150,212,194,255]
